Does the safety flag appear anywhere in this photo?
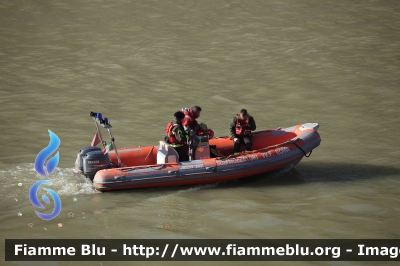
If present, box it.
[91,132,101,146]
[103,142,114,154]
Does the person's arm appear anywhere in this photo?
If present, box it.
[193,120,200,132]
[229,117,236,139]
[182,116,193,133]
[248,116,256,131]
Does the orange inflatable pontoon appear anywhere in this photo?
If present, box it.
[75,112,321,191]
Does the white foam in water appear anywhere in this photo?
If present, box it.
[267,164,295,180]
[178,183,218,194]
[0,163,99,198]
[50,167,100,195]
[278,164,295,174]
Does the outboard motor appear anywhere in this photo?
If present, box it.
[76,111,121,181]
[75,146,102,172]
[82,150,111,181]
[193,135,210,160]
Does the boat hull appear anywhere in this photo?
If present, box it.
[93,123,321,191]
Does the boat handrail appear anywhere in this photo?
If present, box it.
[116,162,179,172]
[215,137,300,160]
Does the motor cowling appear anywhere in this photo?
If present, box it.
[75,146,102,172]
[83,150,111,181]
[193,135,210,160]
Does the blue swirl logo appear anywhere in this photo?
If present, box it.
[29,180,62,221]
[34,130,60,176]
[30,130,62,221]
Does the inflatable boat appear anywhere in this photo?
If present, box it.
[75,112,321,191]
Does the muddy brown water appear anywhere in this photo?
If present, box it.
[1,1,399,265]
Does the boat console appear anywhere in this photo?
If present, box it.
[157,141,179,164]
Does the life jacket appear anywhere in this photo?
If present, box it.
[181,107,198,129]
[181,107,191,114]
[165,121,185,144]
[235,115,252,136]
[181,107,193,125]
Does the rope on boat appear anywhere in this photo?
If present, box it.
[137,145,155,166]
[291,139,312,157]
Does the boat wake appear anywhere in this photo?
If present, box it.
[0,163,98,200]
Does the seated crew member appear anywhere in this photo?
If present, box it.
[229,109,256,154]
[181,105,202,134]
[165,111,189,162]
